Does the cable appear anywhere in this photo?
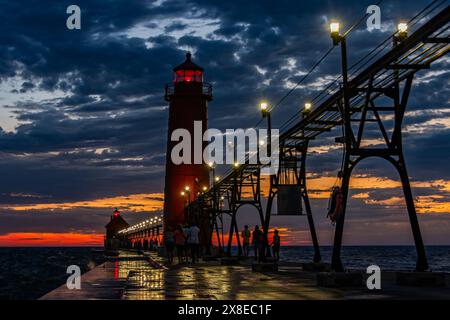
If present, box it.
[276,0,447,136]
[343,0,385,37]
[270,0,386,115]
[267,46,335,114]
[212,0,449,191]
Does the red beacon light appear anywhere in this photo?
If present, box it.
[173,52,203,83]
[113,208,120,217]
[165,51,212,102]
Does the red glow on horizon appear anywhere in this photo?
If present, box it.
[0,232,104,247]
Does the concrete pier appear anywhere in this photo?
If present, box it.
[40,250,450,300]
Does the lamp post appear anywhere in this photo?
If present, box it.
[329,20,352,272]
[260,102,272,157]
[393,23,408,85]
[329,21,349,100]
[208,161,216,188]
[180,191,187,223]
[260,101,273,261]
[183,186,191,224]
[184,186,191,203]
[301,102,312,139]
[329,20,350,146]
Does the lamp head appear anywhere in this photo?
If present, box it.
[330,22,341,45]
[397,23,408,41]
[304,102,312,111]
[260,101,268,117]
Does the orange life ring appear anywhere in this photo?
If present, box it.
[327,186,343,222]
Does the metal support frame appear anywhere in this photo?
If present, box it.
[222,167,265,257]
[264,140,321,262]
[331,65,429,271]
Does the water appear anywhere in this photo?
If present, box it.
[279,246,450,272]
[0,246,448,300]
[0,247,105,300]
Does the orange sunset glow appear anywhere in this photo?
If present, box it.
[0,174,449,246]
[0,233,104,247]
[1,193,164,212]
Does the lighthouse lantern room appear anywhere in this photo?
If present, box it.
[173,52,203,83]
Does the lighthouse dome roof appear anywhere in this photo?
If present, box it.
[173,52,204,72]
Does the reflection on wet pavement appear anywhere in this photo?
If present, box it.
[40,250,450,300]
[121,252,340,300]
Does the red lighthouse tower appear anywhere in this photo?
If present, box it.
[163,52,212,230]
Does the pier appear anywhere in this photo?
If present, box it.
[40,250,450,300]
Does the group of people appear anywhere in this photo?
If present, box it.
[164,223,201,264]
[163,223,281,264]
[241,225,281,261]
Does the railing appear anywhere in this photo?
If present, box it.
[164,82,213,101]
[118,214,163,236]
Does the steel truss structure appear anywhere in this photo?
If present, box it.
[184,5,449,271]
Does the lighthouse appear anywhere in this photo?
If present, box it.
[163,52,212,230]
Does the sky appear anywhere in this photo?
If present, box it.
[0,0,449,247]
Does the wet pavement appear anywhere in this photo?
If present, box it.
[40,250,450,300]
[123,258,340,300]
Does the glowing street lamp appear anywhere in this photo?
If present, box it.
[396,22,408,41]
[215,176,220,182]
[303,102,312,116]
[398,23,408,33]
[260,101,269,118]
[330,22,341,45]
